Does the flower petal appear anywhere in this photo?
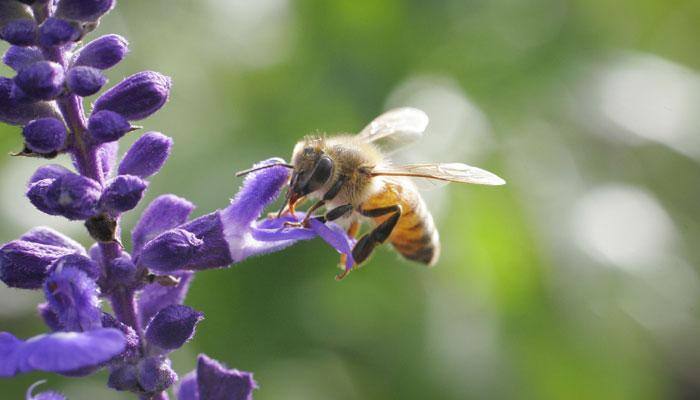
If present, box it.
[196,354,257,400]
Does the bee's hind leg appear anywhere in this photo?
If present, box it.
[352,204,402,265]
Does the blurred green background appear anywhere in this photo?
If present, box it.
[2,0,700,399]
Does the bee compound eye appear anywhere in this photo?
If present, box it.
[305,156,333,193]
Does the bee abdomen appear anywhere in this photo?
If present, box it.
[389,201,440,266]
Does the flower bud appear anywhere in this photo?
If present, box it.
[93,71,171,120]
[138,356,177,394]
[107,364,140,392]
[20,226,85,254]
[38,17,81,48]
[22,117,67,154]
[31,173,102,220]
[0,77,61,125]
[44,264,102,331]
[0,2,36,46]
[66,66,106,96]
[28,164,72,186]
[99,175,148,213]
[108,254,137,287]
[49,253,101,281]
[196,354,258,400]
[87,109,131,144]
[73,34,128,69]
[0,240,76,289]
[145,304,203,352]
[56,0,115,22]
[15,61,65,101]
[117,132,172,178]
[98,140,119,177]
[138,228,203,272]
[131,194,195,254]
[3,45,42,71]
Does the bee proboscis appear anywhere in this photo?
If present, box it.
[237,108,506,279]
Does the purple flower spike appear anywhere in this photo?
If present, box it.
[73,34,128,70]
[132,195,195,255]
[0,328,125,377]
[145,304,203,352]
[196,354,257,400]
[0,77,61,125]
[99,175,148,214]
[38,17,81,48]
[138,271,193,326]
[23,117,68,154]
[26,381,66,400]
[3,46,43,72]
[88,109,131,144]
[1,19,37,46]
[56,0,115,22]
[93,71,171,121]
[44,265,102,331]
[118,131,173,178]
[19,226,85,254]
[0,240,77,289]
[66,66,106,96]
[15,61,65,101]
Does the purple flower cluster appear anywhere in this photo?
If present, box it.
[0,1,354,399]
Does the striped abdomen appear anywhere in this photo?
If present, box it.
[362,179,440,266]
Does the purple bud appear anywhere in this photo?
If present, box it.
[44,265,102,331]
[3,46,43,72]
[145,304,203,352]
[19,227,85,254]
[73,34,128,69]
[38,17,81,47]
[1,19,37,46]
[196,354,257,400]
[15,61,65,101]
[28,164,71,187]
[132,194,195,255]
[48,253,100,281]
[118,132,173,178]
[93,71,171,120]
[0,240,77,289]
[56,0,115,22]
[66,66,106,96]
[0,77,61,125]
[139,228,204,272]
[107,254,137,287]
[22,118,67,154]
[29,175,110,225]
[87,109,131,144]
[97,141,119,178]
[38,302,63,331]
[138,356,177,393]
[99,175,148,213]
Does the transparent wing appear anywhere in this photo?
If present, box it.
[356,107,429,152]
[371,163,506,187]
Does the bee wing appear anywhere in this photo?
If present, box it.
[356,107,429,152]
[371,163,506,188]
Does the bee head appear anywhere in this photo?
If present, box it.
[289,137,334,200]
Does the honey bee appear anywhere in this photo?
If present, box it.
[237,108,505,278]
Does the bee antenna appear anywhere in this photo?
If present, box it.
[235,162,294,177]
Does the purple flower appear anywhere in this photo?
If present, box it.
[145,304,203,352]
[93,71,171,121]
[44,262,102,332]
[0,328,125,377]
[28,171,102,220]
[117,131,173,178]
[56,0,115,22]
[22,118,68,154]
[176,354,257,400]
[66,66,106,97]
[15,61,65,101]
[138,158,355,273]
[87,109,132,144]
[26,381,67,400]
[38,17,81,48]
[3,46,43,72]
[99,175,148,214]
[0,239,79,289]
[73,34,128,70]
[0,77,61,125]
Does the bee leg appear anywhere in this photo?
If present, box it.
[352,204,402,265]
[298,175,349,225]
[339,220,360,268]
